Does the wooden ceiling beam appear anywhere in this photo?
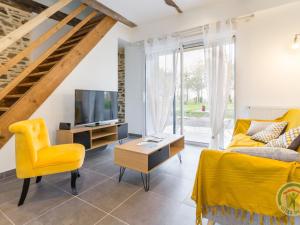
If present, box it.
[82,0,137,28]
[164,0,183,13]
[0,0,81,26]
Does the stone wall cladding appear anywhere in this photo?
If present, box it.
[0,3,31,89]
[118,48,125,123]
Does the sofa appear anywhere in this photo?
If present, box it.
[228,108,300,151]
[192,109,300,225]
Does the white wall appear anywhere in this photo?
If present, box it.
[129,1,300,119]
[125,45,146,135]
[130,0,300,42]
[235,2,300,117]
[0,23,132,173]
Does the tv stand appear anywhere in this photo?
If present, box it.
[84,123,100,127]
[56,123,128,150]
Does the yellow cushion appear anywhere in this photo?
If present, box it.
[228,133,265,149]
[35,144,85,168]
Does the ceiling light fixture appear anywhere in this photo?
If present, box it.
[292,34,300,49]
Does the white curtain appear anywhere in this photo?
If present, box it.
[203,21,235,149]
[145,37,180,135]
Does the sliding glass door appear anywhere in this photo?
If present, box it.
[164,46,235,146]
[147,44,235,147]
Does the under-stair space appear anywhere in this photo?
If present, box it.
[0,0,135,147]
[0,11,104,117]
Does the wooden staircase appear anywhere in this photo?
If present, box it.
[0,0,135,147]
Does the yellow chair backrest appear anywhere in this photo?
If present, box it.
[9,118,50,171]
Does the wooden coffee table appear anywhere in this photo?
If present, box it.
[114,134,184,191]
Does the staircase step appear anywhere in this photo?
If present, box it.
[28,71,48,77]
[38,61,58,68]
[47,52,68,60]
[5,94,23,99]
[71,31,89,40]
[72,29,90,38]
[64,36,84,45]
[81,22,99,30]
[0,107,9,112]
[18,82,36,87]
[57,43,77,51]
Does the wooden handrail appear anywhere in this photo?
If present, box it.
[0,0,72,53]
[0,4,87,77]
[0,11,98,102]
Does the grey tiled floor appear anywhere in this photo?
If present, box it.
[0,142,209,225]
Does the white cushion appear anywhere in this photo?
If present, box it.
[247,121,273,136]
[231,147,300,162]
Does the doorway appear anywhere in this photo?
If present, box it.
[164,45,235,146]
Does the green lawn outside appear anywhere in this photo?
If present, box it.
[177,102,234,118]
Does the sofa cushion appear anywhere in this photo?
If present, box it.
[227,133,265,149]
[265,126,300,150]
[246,121,274,136]
[251,121,287,143]
[231,147,300,162]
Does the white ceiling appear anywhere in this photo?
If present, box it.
[97,0,300,25]
[97,0,219,25]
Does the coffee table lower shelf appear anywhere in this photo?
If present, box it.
[114,135,184,192]
[117,153,181,192]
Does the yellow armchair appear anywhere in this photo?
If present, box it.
[9,118,85,206]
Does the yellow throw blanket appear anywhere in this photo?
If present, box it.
[192,150,300,225]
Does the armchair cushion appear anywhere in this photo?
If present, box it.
[35,144,85,168]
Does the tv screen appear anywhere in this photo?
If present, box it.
[75,90,118,125]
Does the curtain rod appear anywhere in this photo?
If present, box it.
[173,14,255,38]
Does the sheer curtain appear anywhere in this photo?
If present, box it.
[145,37,180,135]
[203,22,235,149]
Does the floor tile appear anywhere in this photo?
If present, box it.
[150,173,193,202]
[159,148,201,181]
[79,179,140,212]
[88,160,120,177]
[44,168,108,194]
[27,197,106,225]
[0,211,12,225]
[182,191,196,208]
[112,168,162,187]
[111,190,196,225]
[96,215,127,225]
[0,177,36,206]
[84,147,114,169]
[0,182,71,225]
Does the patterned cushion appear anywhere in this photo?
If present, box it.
[251,122,288,143]
[266,126,300,149]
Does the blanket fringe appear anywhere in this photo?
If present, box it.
[199,205,295,225]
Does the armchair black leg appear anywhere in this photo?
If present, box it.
[77,169,80,178]
[71,170,79,195]
[36,176,42,183]
[18,178,30,206]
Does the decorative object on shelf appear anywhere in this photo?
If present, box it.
[59,122,71,130]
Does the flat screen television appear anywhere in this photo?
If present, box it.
[75,89,118,126]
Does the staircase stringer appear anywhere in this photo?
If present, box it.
[0,16,117,147]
